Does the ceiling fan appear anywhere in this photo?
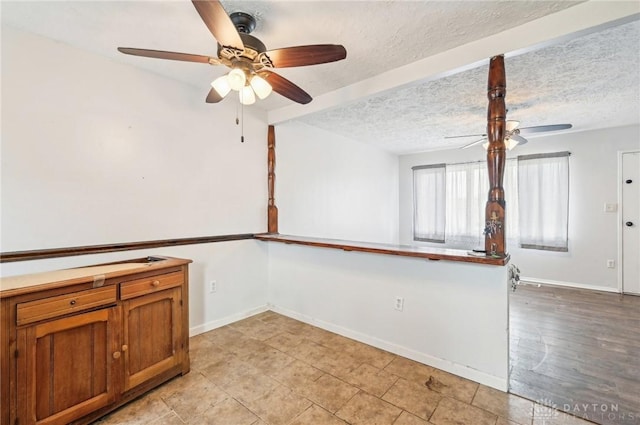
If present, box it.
[447,120,572,150]
[118,0,347,105]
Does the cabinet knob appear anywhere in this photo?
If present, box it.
[122,344,128,352]
[151,280,160,287]
[69,299,76,306]
[112,351,121,360]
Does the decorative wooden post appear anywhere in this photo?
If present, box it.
[267,125,278,233]
[484,55,507,256]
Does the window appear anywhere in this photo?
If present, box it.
[412,152,568,251]
[518,152,570,251]
[413,164,445,242]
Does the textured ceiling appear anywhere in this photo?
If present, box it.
[301,19,640,153]
[2,1,639,154]
[1,0,581,111]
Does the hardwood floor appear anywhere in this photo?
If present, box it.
[510,284,640,425]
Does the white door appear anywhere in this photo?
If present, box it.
[622,151,640,295]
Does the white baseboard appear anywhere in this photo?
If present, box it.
[268,304,508,392]
[520,277,619,293]
[189,304,269,337]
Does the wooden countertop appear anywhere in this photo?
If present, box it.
[254,234,510,266]
[0,256,192,298]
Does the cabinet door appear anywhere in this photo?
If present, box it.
[122,287,182,391]
[16,307,120,425]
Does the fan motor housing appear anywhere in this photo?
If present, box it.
[217,33,266,62]
[218,12,266,62]
[239,33,266,54]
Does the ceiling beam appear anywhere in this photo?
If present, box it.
[268,1,640,125]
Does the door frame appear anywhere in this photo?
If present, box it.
[617,149,640,293]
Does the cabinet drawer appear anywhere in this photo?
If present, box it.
[16,285,117,326]
[120,271,183,300]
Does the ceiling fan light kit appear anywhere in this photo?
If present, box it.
[117,0,347,105]
[226,67,247,91]
[250,74,273,99]
[482,137,520,151]
[506,120,520,132]
[451,117,572,150]
[505,137,520,150]
[210,63,273,104]
[211,75,231,97]
[240,84,256,105]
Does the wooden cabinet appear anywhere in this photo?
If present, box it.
[1,256,191,425]
[122,286,182,391]
[16,307,121,425]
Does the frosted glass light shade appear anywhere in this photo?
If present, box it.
[227,68,246,91]
[482,121,522,150]
[483,138,519,150]
[506,120,520,132]
[505,137,519,150]
[239,85,256,105]
[250,75,272,99]
[211,76,231,97]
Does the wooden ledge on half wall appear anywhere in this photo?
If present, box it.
[254,233,510,266]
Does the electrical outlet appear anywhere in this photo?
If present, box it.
[209,280,217,293]
[394,296,404,311]
[606,260,615,269]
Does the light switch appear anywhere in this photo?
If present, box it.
[604,203,618,213]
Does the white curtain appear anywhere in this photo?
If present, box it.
[444,160,518,248]
[518,152,570,251]
[504,160,519,246]
[413,164,445,242]
[445,162,488,247]
[414,159,519,249]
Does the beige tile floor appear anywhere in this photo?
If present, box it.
[94,311,592,425]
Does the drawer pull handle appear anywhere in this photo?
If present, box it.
[122,344,128,352]
[112,351,121,360]
[151,280,160,287]
[69,300,77,306]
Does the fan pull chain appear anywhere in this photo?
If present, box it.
[236,90,244,143]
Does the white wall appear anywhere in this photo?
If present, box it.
[268,242,509,390]
[1,26,270,332]
[1,26,267,251]
[0,241,269,336]
[275,121,399,244]
[399,125,640,291]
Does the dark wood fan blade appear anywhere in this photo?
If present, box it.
[192,0,244,51]
[205,88,224,103]
[263,45,347,68]
[445,133,487,139]
[260,71,312,104]
[460,138,487,149]
[518,124,572,134]
[118,47,218,64]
